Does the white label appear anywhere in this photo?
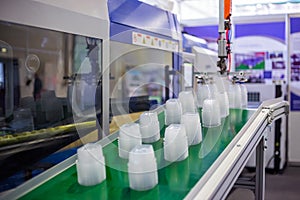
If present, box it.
[132,32,178,52]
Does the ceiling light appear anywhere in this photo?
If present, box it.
[268,3,275,8]
[256,3,263,9]
[1,48,7,53]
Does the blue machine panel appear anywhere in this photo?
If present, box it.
[184,22,286,42]
[108,0,179,40]
[182,33,208,53]
[108,0,181,97]
[110,22,177,44]
[183,25,219,40]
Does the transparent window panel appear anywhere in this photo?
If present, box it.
[109,41,173,132]
[0,21,102,191]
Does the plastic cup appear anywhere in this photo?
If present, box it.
[164,124,188,162]
[240,84,248,108]
[228,83,242,108]
[218,92,229,118]
[210,82,219,96]
[165,115,180,125]
[139,112,158,125]
[202,98,221,127]
[165,99,182,125]
[118,137,141,159]
[139,112,160,143]
[213,75,226,93]
[209,83,225,117]
[196,83,214,108]
[128,145,158,191]
[181,113,202,145]
[118,123,142,159]
[140,121,160,143]
[76,143,106,186]
[178,91,197,114]
[119,123,141,139]
[165,99,182,115]
[196,83,209,108]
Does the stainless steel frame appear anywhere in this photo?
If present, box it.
[185,98,289,200]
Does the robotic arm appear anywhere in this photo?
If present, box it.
[217,0,232,74]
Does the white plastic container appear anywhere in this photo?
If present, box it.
[165,99,182,125]
[178,91,197,114]
[196,83,212,108]
[228,83,242,108]
[118,123,142,159]
[164,124,188,162]
[76,143,106,186]
[139,111,158,125]
[181,113,202,145]
[218,92,230,118]
[128,145,158,191]
[240,84,248,108]
[139,112,160,143]
[202,98,221,127]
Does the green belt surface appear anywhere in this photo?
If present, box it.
[20,109,253,200]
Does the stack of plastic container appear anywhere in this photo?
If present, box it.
[164,124,189,162]
[118,123,142,159]
[181,112,202,145]
[165,99,182,125]
[178,91,197,113]
[128,145,158,191]
[76,143,106,186]
[139,111,160,143]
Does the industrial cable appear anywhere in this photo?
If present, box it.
[225,29,232,73]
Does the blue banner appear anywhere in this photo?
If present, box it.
[291,91,300,111]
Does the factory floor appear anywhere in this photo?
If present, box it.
[227,166,300,200]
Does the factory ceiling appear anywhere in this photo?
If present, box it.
[140,0,300,25]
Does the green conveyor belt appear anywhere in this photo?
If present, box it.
[20,109,253,200]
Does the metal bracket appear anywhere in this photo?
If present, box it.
[267,109,274,124]
[284,104,290,115]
